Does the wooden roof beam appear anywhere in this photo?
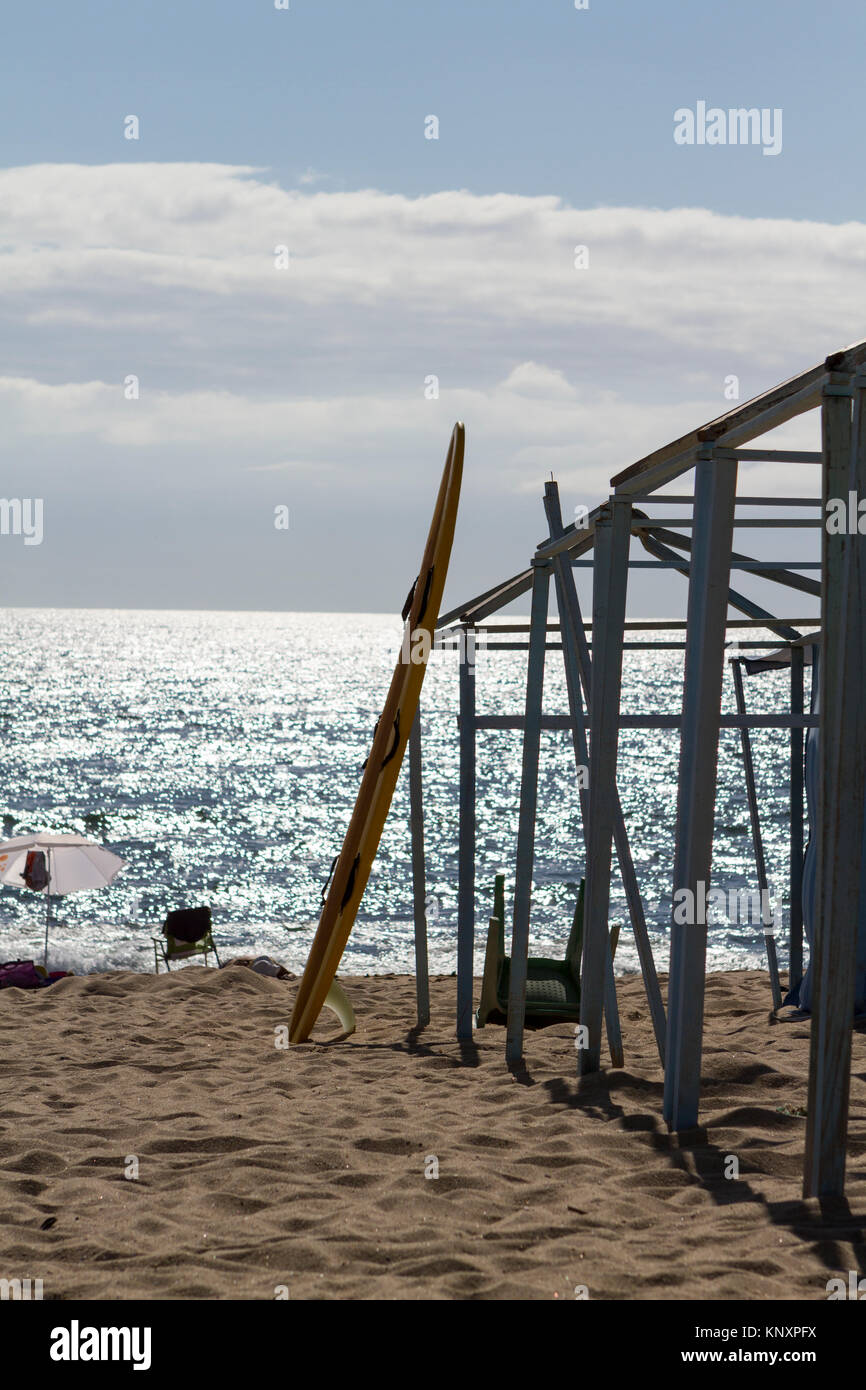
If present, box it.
[612,342,866,497]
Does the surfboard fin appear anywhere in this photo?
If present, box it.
[323,979,356,1036]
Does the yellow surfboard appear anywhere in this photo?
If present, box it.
[290,423,464,1042]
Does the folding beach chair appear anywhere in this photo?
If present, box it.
[152,906,220,972]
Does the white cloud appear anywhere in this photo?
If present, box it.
[501,362,577,399]
[0,369,718,503]
[1,164,864,363]
[0,163,853,605]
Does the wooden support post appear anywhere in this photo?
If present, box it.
[789,645,805,996]
[804,374,863,1198]
[553,552,624,1069]
[730,659,783,1009]
[571,605,666,1067]
[542,486,593,827]
[664,457,738,1131]
[409,709,430,1027]
[505,561,551,1064]
[545,482,661,1065]
[456,626,476,1041]
[580,497,632,1075]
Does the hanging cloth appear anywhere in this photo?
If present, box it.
[23,850,49,893]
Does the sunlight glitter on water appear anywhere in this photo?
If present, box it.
[0,609,806,980]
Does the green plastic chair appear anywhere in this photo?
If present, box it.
[476,874,616,1027]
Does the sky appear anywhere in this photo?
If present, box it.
[1,0,863,615]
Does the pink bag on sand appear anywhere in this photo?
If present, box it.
[0,960,73,989]
[0,959,46,989]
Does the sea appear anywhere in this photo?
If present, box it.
[0,608,807,982]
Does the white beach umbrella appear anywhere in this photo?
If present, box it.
[0,833,126,968]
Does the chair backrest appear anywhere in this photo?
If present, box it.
[565,878,585,973]
[163,906,212,944]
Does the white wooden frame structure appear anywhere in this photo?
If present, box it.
[407,340,866,1199]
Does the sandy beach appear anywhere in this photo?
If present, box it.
[0,964,863,1301]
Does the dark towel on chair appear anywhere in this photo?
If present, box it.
[164,906,212,944]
